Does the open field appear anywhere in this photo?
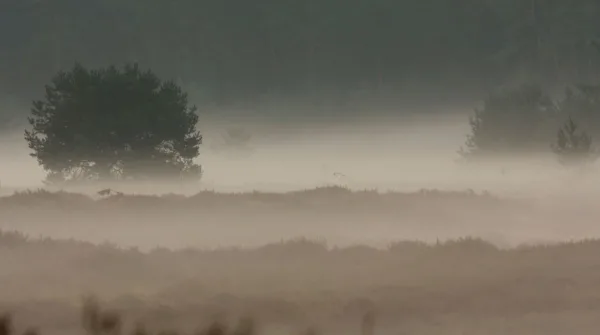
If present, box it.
[1,188,600,334]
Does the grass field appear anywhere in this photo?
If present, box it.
[1,187,600,334]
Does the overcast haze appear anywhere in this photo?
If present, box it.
[0,110,568,196]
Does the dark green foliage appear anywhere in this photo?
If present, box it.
[460,84,559,159]
[551,117,598,167]
[3,1,600,107]
[461,83,600,161]
[24,63,202,184]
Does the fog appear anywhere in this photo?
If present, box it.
[0,108,577,196]
[0,107,599,253]
[5,1,600,333]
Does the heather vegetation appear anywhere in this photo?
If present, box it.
[3,221,600,334]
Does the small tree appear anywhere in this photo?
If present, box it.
[24,63,202,184]
[459,84,558,160]
[551,117,598,167]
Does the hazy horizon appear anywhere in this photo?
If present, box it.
[0,106,583,196]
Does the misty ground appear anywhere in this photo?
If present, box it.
[1,113,598,250]
[2,186,600,335]
[3,116,600,334]
[0,112,585,194]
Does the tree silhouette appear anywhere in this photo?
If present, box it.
[551,117,598,167]
[24,63,202,184]
[459,84,558,160]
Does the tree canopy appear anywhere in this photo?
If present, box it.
[24,63,202,184]
[460,82,600,164]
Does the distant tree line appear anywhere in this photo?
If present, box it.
[461,84,600,167]
[2,0,600,107]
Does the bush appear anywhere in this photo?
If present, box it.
[460,84,559,159]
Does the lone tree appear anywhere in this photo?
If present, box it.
[552,117,598,167]
[24,63,202,184]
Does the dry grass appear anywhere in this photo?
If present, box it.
[2,187,600,334]
[0,186,539,251]
[3,232,600,308]
[4,234,600,333]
